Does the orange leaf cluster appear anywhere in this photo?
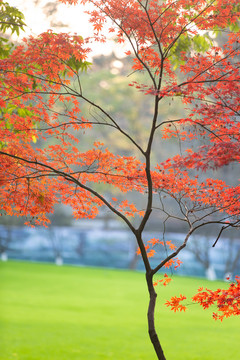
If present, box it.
[136,238,182,266]
[165,294,187,312]
[154,273,172,287]
[192,277,240,321]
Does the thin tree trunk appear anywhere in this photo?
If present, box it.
[146,273,166,360]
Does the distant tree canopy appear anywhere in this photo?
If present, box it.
[0,1,26,58]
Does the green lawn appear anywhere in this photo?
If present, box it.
[0,261,239,360]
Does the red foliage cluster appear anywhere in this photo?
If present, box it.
[192,276,240,320]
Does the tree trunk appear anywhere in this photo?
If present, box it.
[146,273,166,360]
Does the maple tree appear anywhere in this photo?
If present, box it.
[0,0,240,358]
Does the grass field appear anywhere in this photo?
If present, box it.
[0,261,239,360]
